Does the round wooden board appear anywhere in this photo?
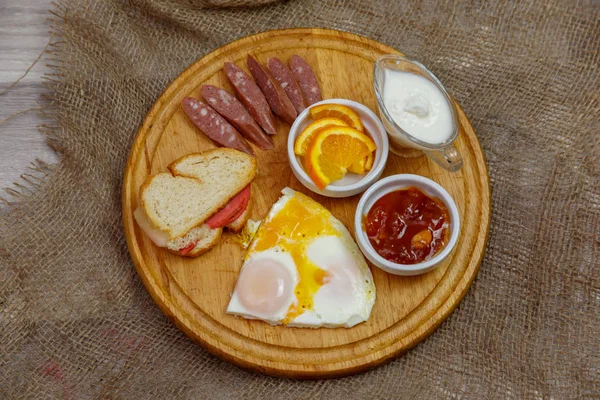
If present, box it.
[122,28,491,379]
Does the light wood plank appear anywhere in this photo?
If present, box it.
[0,0,57,194]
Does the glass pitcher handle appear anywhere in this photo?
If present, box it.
[425,145,463,172]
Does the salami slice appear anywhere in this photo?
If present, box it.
[223,62,278,136]
[201,85,273,150]
[289,55,322,105]
[247,55,297,125]
[267,57,306,114]
[182,97,254,155]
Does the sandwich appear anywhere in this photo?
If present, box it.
[133,148,256,257]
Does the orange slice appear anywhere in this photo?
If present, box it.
[294,117,349,156]
[316,127,376,167]
[348,151,374,174]
[365,151,375,170]
[305,155,346,190]
[306,126,376,189]
[309,104,364,132]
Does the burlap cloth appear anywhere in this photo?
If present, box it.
[1,0,598,398]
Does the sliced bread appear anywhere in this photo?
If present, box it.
[167,224,223,257]
[140,148,256,239]
[167,194,251,257]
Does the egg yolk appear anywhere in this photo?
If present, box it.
[236,258,294,317]
[250,192,340,323]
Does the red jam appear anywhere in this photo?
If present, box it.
[363,186,450,264]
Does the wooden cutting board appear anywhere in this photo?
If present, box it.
[122,28,491,379]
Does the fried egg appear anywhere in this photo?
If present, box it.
[227,188,376,328]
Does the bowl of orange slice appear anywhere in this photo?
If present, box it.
[288,99,389,197]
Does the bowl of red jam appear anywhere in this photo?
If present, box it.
[354,174,460,275]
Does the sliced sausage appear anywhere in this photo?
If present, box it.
[182,97,254,155]
[223,62,277,136]
[206,185,251,228]
[246,55,297,125]
[289,55,322,105]
[267,57,306,115]
[201,85,273,150]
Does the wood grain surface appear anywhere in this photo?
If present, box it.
[0,0,57,194]
[122,28,491,378]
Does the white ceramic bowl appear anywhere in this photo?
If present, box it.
[287,98,389,198]
[354,174,460,276]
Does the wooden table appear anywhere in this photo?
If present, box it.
[0,0,57,193]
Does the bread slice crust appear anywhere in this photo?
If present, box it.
[166,226,223,258]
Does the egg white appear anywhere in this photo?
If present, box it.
[226,247,299,325]
[287,227,375,328]
[227,187,376,328]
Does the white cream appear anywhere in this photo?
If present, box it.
[383,70,453,144]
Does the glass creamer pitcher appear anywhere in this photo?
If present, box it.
[373,55,463,172]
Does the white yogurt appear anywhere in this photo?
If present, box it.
[382,70,453,144]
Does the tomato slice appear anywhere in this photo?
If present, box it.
[206,185,251,229]
[217,187,251,227]
[180,240,198,256]
[221,200,248,226]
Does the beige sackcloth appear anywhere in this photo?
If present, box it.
[1,0,598,398]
